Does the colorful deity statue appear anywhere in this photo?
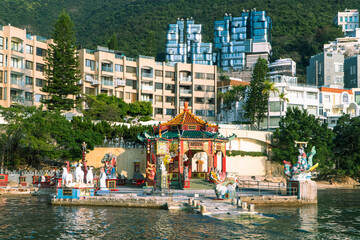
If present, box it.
[284,143,318,181]
[210,169,237,199]
[101,153,117,179]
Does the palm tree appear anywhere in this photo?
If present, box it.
[262,81,279,130]
[279,92,289,119]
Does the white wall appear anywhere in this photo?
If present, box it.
[226,156,267,176]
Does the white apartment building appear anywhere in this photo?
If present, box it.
[333,9,359,36]
[319,87,357,128]
[268,58,296,76]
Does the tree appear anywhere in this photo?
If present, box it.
[279,92,289,119]
[333,114,360,177]
[42,10,81,111]
[107,32,119,50]
[244,57,269,129]
[272,107,334,173]
[262,80,279,130]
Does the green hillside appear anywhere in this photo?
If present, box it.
[0,0,355,80]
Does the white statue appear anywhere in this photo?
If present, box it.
[86,167,94,185]
[100,167,107,189]
[61,167,73,186]
[75,163,84,184]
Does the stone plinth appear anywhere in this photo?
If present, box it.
[298,180,317,204]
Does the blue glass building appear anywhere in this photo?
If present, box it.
[214,10,272,71]
[165,18,213,65]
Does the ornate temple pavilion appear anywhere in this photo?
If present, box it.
[138,103,236,188]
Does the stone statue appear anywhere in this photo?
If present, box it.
[75,163,85,184]
[100,167,107,189]
[86,167,94,185]
[61,167,73,186]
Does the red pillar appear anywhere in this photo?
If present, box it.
[222,149,226,173]
[214,152,217,169]
[178,140,182,174]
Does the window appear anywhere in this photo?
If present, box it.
[126,66,137,76]
[306,92,317,100]
[126,79,137,89]
[85,87,96,96]
[0,37,3,50]
[166,109,175,115]
[340,17,343,22]
[355,16,358,22]
[195,110,205,116]
[155,83,163,90]
[350,16,353,22]
[36,47,46,57]
[165,84,175,93]
[343,93,349,103]
[26,45,33,54]
[126,92,130,99]
[11,41,21,52]
[0,71,2,83]
[115,64,123,72]
[206,110,215,117]
[206,86,215,92]
[25,92,33,101]
[195,85,204,91]
[206,73,215,80]
[85,59,95,71]
[155,108,163,114]
[11,58,22,69]
[25,76,33,85]
[36,78,46,87]
[35,94,44,102]
[166,96,175,103]
[155,70,163,77]
[165,71,175,79]
[101,76,113,86]
[195,97,204,104]
[36,63,45,73]
[25,60,33,69]
[195,72,205,79]
[345,17,348,22]
[155,95,163,103]
[0,54,3,66]
[208,98,215,104]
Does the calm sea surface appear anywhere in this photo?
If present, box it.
[0,189,359,239]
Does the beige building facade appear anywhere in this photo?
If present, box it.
[1,24,217,122]
[78,48,217,121]
[0,24,53,108]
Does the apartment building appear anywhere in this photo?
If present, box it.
[306,52,344,87]
[0,24,217,122]
[165,18,213,65]
[214,10,272,71]
[319,87,356,128]
[0,24,53,108]
[333,9,359,36]
[344,55,360,88]
[78,47,217,121]
[268,58,296,76]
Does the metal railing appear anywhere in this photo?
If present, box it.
[236,180,297,197]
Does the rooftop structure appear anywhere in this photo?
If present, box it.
[268,58,296,76]
[333,9,359,36]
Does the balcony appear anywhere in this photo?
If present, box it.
[179,76,192,82]
[77,80,83,85]
[141,85,154,91]
[101,66,113,72]
[142,72,153,78]
[11,96,24,103]
[180,89,192,94]
[115,79,126,87]
[91,80,100,85]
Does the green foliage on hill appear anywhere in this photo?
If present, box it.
[0,1,351,79]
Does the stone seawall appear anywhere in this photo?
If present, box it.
[51,195,170,209]
[240,195,317,206]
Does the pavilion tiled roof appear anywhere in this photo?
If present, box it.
[160,109,206,126]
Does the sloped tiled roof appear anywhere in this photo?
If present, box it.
[160,109,206,126]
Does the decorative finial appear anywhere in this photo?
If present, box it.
[184,102,188,111]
